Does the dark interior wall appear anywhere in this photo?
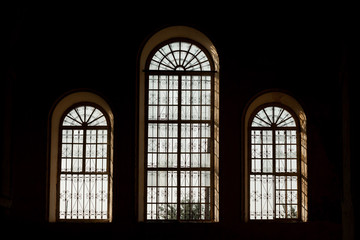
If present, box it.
[1,3,354,239]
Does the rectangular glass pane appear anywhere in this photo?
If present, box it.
[249,175,274,220]
[59,174,108,220]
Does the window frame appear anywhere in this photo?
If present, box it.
[137,26,220,222]
[48,91,114,223]
[243,91,308,223]
[248,103,301,222]
[56,102,112,222]
[144,38,217,222]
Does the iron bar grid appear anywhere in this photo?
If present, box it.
[144,39,217,222]
[57,103,111,221]
[249,104,302,221]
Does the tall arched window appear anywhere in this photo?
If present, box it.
[48,92,113,222]
[244,91,307,222]
[138,27,219,222]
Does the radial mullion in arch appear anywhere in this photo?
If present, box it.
[149,40,211,72]
[254,115,271,127]
[183,51,200,70]
[278,115,294,127]
[263,107,274,125]
[87,113,104,126]
[65,115,82,126]
[75,107,85,124]
[180,42,192,66]
[160,52,177,70]
[85,106,96,123]
[168,42,179,67]
[274,107,285,125]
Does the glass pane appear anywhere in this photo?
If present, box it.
[250,175,274,220]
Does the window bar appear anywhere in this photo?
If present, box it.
[71,129,76,219]
[189,76,193,220]
[199,77,203,220]
[166,77,170,220]
[272,129,276,220]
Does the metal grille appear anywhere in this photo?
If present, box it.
[145,39,216,221]
[58,104,111,221]
[249,105,301,220]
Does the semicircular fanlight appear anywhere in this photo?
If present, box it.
[251,106,296,127]
[62,105,107,126]
[149,41,211,71]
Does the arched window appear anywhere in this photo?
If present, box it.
[138,27,219,222]
[244,91,307,222]
[48,92,113,222]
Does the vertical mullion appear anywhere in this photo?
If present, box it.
[189,75,193,220]
[199,76,203,220]
[95,129,98,173]
[156,75,160,220]
[272,128,276,219]
[83,129,87,219]
[177,74,181,220]
[166,75,170,219]
[71,129,76,219]
[260,130,263,219]
[76,130,80,219]
[261,131,264,174]
[284,130,288,218]
[210,74,215,221]
[83,128,88,219]
[260,172,263,219]
[297,129,302,221]
[94,129,98,218]
[83,129,87,175]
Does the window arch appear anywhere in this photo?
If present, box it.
[138,26,219,222]
[244,91,307,222]
[48,91,113,222]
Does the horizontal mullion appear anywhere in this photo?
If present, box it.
[250,172,299,176]
[60,172,110,175]
[149,89,212,91]
[61,126,109,130]
[146,167,211,171]
[148,104,211,106]
[147,120,212,124]
[250,127,298,131]
[145,70,216,75]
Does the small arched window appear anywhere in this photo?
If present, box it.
[58,103,111,220]
[244,92,307,222]
[48,92,113,222]
[138,27,219,222]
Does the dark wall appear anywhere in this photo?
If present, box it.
[1,3,354,240]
